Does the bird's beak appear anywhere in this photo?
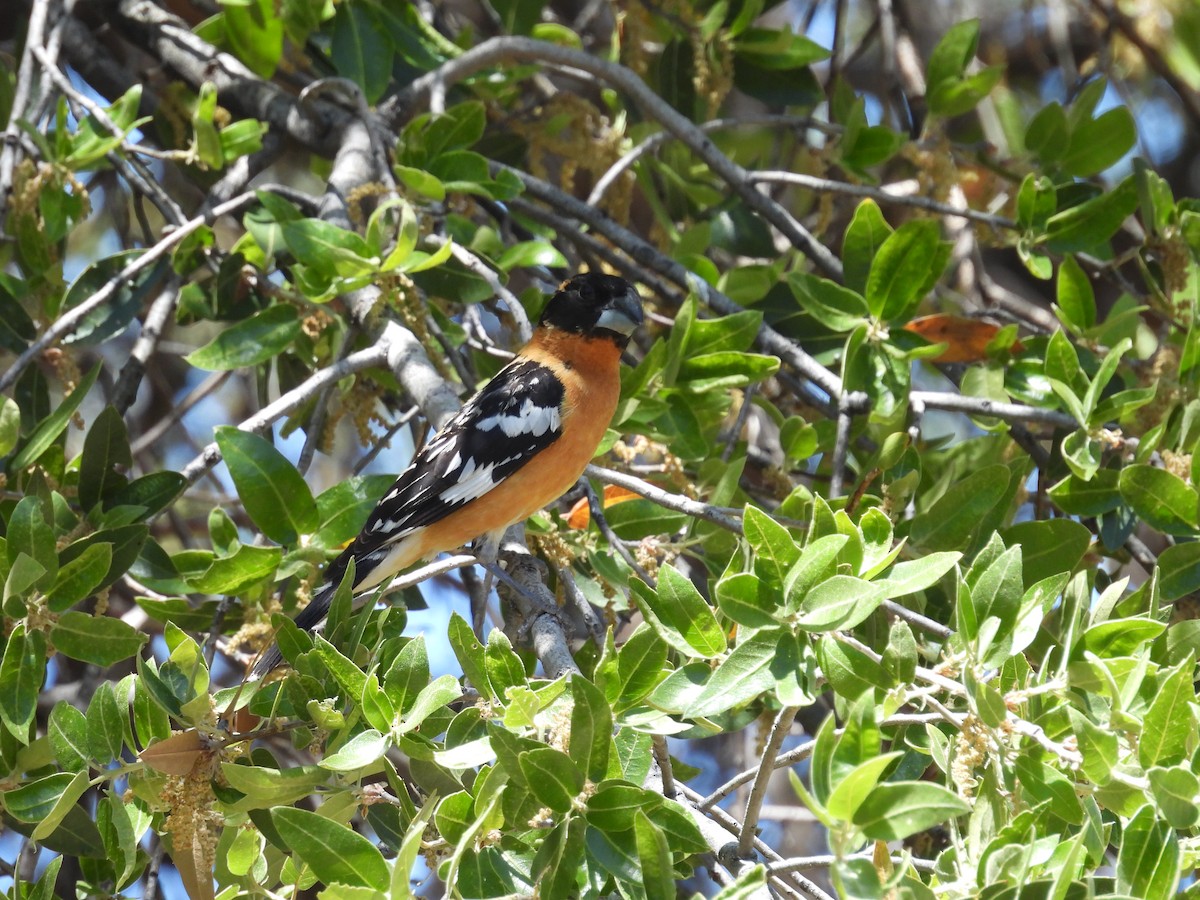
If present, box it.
[595,285,644,336]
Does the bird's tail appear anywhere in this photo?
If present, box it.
[251,577,338,677]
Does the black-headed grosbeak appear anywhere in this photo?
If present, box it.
[254,272,643,673]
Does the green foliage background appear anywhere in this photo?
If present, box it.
[3,0,1200,897]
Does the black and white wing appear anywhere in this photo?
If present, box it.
[322,356,566,588]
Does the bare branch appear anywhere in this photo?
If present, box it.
[750,171,1016,229]
[737,705,799,858]
[0,191,260,394]
[382,36,843,277]
[178,343,390,486]
[586,464,745,534]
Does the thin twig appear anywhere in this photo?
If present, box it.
[0,191,261,393]
[0,0,54,222]
[130,371,231,455]
[882,600,954,640]
[586,464,744,534]
[737,705,799,858]
[384,37,843,277]
[506,166,845,400]
[582,477,655,584]
[750,171,1015,229]
[178,344,390,486]
[909,391,1078,429]
[652,735,676,800]
[426,235,532,342]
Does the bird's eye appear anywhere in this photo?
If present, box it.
[577,279,596,302]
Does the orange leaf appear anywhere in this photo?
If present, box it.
[565,485,642,529]
[904,314,1022,363]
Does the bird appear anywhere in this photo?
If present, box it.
[253,272,643,674]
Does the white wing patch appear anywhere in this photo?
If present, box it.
[477,399,562,438]
[439,457,500,505]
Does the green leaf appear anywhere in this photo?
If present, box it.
[743,504,801,590]
[79,406,132,512]
[448,613,491,701]
[877,551,961,600]
[926,18,982,87]
[105,471,187,518]
[220,764,327,803]
[59,525,148,590]
[1116,805,1180,900]
[215,426,318,544]
[1159,541,1200,601]
[1000,519,1090,585]
[688,630,778,717]
[217,0,281,75]
[634,566,726,658]
[383,636,429,714]
[616,623,668,709]
[685,309,763,356]
[518,747,584,813]
[0,396,20,457]
[1080,617,1164,658]
[11,362,100,469]
[843,199,893,295]
[1147,766,1200,829]
[1046,328,1094,393]
[788,273,869,332]
[587,783,660,832]
[1055,256,1096,331]
[394,165,445,201]
[86,680,125,764]
[397,674,462,734]
[312,475,394,550]
[1044,176,1138,254]
[826,751,904,821]
[282,218,377,276]
[783,534,849,612]
[1067,707,1118,785]
[634,809,675,900]
[1047,470,1121,515]
[3,772,76,822]
[484,629,526,700]
[0,624,45,739]
[320,729,388,773]
[329,2,392,104]
[732,27,830,69]
[569,676,612,783]
[677,351,780,391]
[1025,102,1069,164]
[909,465,1011,551]
[496,241,568,271]
[48,701,90,771]
[187,543,281,594]
[50,612,148,666]
[186,304,302,370]
[864,220,942,321]
[928,65,1003,118]
[31,769,90,841]
[1139,656,1195,767]
[8,495,57,589]
[851,781,970,840]
[1119,464,1199,535]
[271,807,390,891]
[795,575,889,631]
[1062,106,1137,178]
[715,571,778,628]
[0,286,36,356]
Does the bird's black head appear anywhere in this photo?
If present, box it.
[538,273,644,347]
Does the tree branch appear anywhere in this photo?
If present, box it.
[382,36,842,277]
